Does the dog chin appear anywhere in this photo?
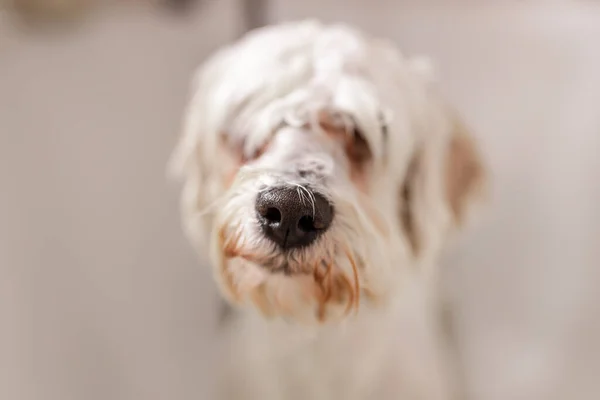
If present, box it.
[211,228,362,323]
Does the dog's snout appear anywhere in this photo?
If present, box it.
[255,187,333,250]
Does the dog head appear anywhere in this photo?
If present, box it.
[169,21,486,324]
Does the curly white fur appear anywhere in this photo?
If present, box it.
[169,20,486,400]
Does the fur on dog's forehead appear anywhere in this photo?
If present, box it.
[182,20,435,170]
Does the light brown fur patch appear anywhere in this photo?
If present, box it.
[445,117,486,224]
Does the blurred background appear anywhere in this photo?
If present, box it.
[1,1,600,399]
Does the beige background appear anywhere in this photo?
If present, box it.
[1,1,600,399]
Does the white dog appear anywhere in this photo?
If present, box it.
[169,20,486,400]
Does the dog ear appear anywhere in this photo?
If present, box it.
[168,68,222,253]
[399,109,486,258]
[444,114,486,225]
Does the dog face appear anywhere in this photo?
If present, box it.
[170,21,486,324]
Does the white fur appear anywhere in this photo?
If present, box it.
[169,20,482,400]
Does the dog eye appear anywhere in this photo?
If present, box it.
[221,133,268,164]
[345,129,371,164]
[241,142,269,163]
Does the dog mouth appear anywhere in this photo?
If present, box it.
[259,258,311,276]
[219,225,331,275]
[214,223,362,320]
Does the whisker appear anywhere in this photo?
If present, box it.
[293,183,315,216]
[299,184,316,216]
[295,185,307,208]
[307,187,317,216]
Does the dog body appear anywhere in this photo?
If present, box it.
[170,20,485,400]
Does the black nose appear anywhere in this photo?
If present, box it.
[255,186,334,250]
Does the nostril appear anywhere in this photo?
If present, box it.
[297,215,315,232]
[262,207,282,224]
